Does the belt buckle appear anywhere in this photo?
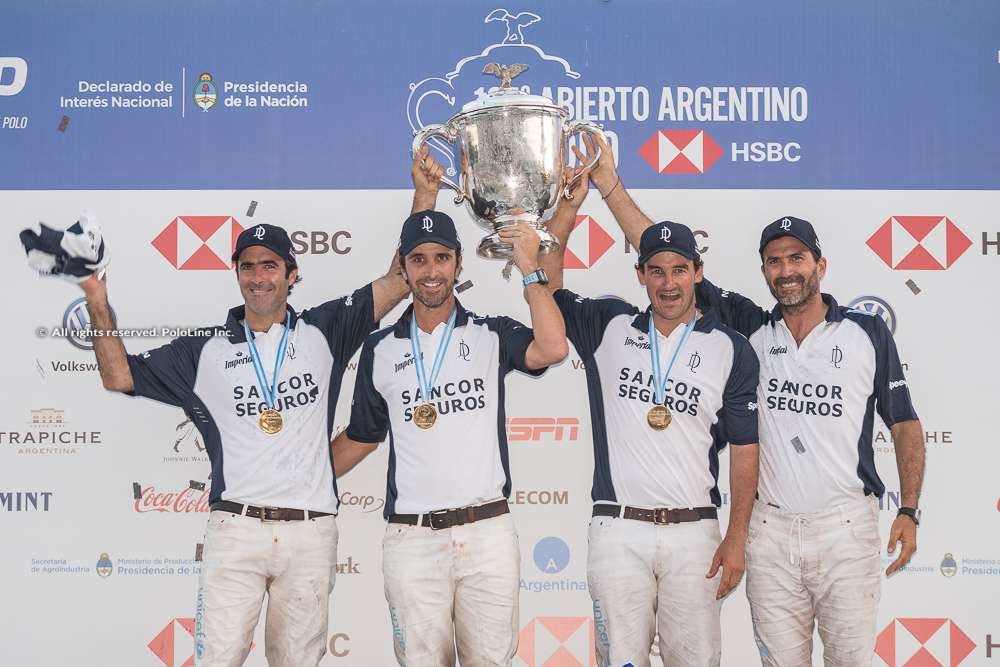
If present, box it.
[428,509,450,530]
[653,508,674,524]
[260,506,283,522]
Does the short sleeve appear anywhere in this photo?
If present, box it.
[720,329,760,446]
[857,314,918,427]
[344,337,390,444]
[489,316,545,376]
[299,283,377,369]
[126,334,208,407]
[553,288,636,358]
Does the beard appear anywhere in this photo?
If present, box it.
[410,276,455,309]
[768,267,820,311]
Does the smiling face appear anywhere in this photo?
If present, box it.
[401,242,461,310]
[637,250,702,325]
[236,246,296,320]
[761,236,826,311]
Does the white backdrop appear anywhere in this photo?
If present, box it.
[2,187,998,666]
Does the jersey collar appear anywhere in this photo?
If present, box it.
[393,298,472,339]
[631,306,720,334]
[224,304,300,344]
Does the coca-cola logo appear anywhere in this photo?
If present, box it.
[134,485,210,513]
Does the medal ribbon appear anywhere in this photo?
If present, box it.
[243,311,291,410]
[649,311,696,406]
[410,307,457,404]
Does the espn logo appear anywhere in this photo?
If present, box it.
[506,417,580,442]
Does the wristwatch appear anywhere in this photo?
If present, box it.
[897,507,921,526]
[522,268,549,287]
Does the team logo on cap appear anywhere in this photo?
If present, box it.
[422,215,434,232]
[253,226,266,240]
[780,218,792,231]
[660,226,672,242]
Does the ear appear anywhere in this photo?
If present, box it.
[817,256,827,280]
[635,263,647,287]
[456,254,463,277]
[694,263,704,283]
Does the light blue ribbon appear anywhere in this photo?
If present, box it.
[649,311,696,406]
[243,311,291,409]
[410,307,457,404]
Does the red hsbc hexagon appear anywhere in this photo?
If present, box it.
[564,215,615,269]
[875,618,976,666]
[516,616,595,666]
[866,216,971,270]
[152,216,245,270]
[639,130,723,174]
[148,617,195,667]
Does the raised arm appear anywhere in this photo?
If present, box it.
[81,275,134,392]
[577,133,652,251]
[371,253,410,322]
[498,224,569,370]
[411,145,443,214]
[538,164,589,292]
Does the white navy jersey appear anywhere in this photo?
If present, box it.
[126,285,376,513]
[554,289,759,509]
[696,280,918,512]
[345,301,544,517]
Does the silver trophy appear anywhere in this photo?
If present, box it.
[412,63,605,259]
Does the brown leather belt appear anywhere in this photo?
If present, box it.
[593,504,717,524]
[388,499,510,530]
[211,500,333,522]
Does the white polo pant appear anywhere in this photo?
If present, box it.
[587,513,723,667]
[745,496,881,667]
[194,510,338,667]
[382,512,520,667]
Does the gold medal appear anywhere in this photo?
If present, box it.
[647,405,671,431]
[413,403,437,430]
[258,408,283,434]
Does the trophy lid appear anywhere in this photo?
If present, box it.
[460,87,562,113]
[458,63,565,115]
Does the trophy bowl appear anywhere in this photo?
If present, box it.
[412,63,605,260]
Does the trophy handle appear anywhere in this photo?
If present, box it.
[562,120,606,200]
[411,124,468,205]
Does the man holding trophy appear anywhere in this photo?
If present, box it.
[20,203,412,665]
[330,204,568,665]
[535,144,760,666]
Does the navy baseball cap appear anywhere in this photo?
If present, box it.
[638,221,700,265]
[232,223,297,267]
[759,216,822,259]
[398,210,461,256]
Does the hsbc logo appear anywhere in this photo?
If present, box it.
[290,230,352,255]
[515,616,595,667]
[565,215,614,269]
[875,618,976,666]
[866,216,972,270]
[507,417,580,442]
[147,617,196,667]
[639,129,723,174]
[0,57,27,96]
[152,216,245,270]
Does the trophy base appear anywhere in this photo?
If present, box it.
[477,228,559,260]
